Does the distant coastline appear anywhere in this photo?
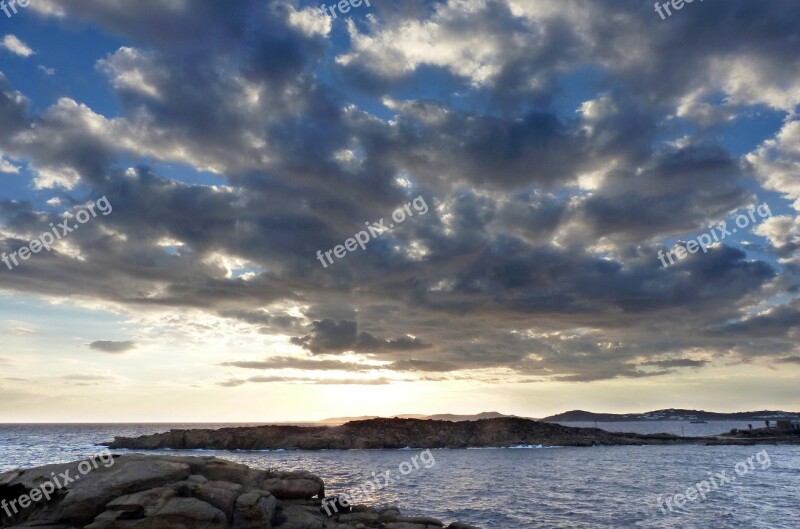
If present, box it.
[106,417,800,451]
[254,409,800,428]
[542,408,800,423]
[149,409,800,428]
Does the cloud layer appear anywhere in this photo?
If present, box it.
[1,0,799,392]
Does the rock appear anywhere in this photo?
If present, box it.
[197,460,263,488]
[391,516,444,527]
[0,455,479,529]
[194,481,243,519]
[97,486,177,517]
[86,489,228,529]
[0,472,20,487]
[386,522,441,529]
[320,496,351,517]
[232,490,277,529]
[336,512,380,524]
[0,455,191,526]
[447,523,483,529]
[261,472,325,500]
[57,458,191,525]
[273,504,324,529]
[155,497,228,527]
[379,508,402,522]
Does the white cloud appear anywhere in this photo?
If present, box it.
[26,0,66,18]
[22,96,248,175]
[286,5,331,37]
[33,166,82,190]
[747,120,800,210]
[674,88,738,127]
[1,35,35,58]
[336,0,521,86]
[753,215,800,251]
[711,55,800,112]
[97,47,165,100]
[0,153,19,173]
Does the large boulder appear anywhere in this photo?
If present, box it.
[194,481,243,519]
[232,490,277,529]
[260,472,324,500]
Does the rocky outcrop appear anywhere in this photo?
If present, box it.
[707,426,800,445]
[0,455,478,529]
[108,417,720,451]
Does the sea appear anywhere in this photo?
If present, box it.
[1,422,798,529]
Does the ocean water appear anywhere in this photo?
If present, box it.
[1,423,799,528]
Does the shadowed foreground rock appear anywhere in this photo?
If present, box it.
[0,455,479,529]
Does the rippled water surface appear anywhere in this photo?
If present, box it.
[1,424,798,528]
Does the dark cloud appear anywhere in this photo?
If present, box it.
[0,73,28,142]
[88,340,136,353]
[553,369,674,383]
[641,359,709,369]
[62,373,116,385]
[217,378,248,388]
[221,357,376,372]
[290,320,429,355]
[217,375,393,387]
[577,143,752,242]
[387,359,464,373]
[64,374,115,380]
[712,300,800,340]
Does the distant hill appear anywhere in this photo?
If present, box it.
[270,409,800,427]
[317,411,513,426]
[314,415,381,425]
[414,412,514,422]
[544,408,800,422]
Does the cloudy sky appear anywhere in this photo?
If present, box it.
[1,0,799,422]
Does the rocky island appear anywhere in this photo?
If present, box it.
[106,417,800,450]
[0,454,477,529]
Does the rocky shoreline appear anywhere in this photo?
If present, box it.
[0,454,477,529]
[106,417,800,451]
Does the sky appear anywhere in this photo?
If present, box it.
[1,0,800,423]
